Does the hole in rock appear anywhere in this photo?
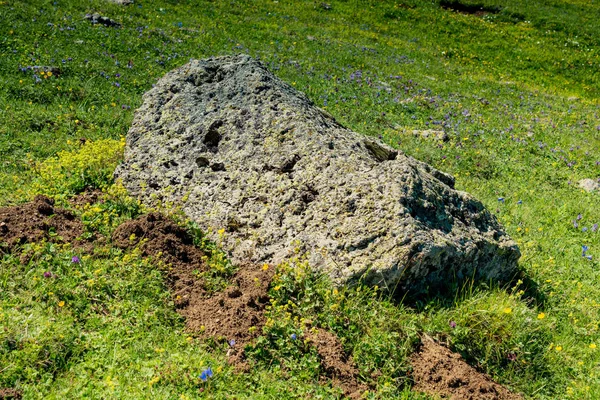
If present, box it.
[204,120,223,152]
[195,156,210,168]
[280,154,301,173]
[210,162,226,172]
[162,159,178,168]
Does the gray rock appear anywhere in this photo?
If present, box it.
[115,55,520,294]
[84,13,121,28]
[579,179,600,193]
[407,129,449,142]
[19,65,61,76]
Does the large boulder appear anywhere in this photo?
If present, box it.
[115,55,520,294]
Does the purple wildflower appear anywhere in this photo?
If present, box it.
[592,224,598,233]
[229,339,235,347]
[517,200,523,205]
[291,333,297,340]
[583,227,588,232]
[199,367,213,382]
[72,256,80,263]
[498,197,505,203]
[449,321,457,329]
[43,271,53,278]
[573,220,579,229]
[577,214,583,221]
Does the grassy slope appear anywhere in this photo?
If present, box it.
[1,0,599,398]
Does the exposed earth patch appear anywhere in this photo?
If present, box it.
[0,195,86,254]
[111,212,209,311]
[0,388,22,400]
[305,327,367,399]
[110,213,277,370]
[410,337,522,399]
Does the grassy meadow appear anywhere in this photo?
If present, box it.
[1,0,600,398]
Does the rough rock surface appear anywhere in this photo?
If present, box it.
[579,178,600,193]
[115,55,520,293]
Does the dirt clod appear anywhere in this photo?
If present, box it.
[0,388,22,400]
[410,338,522,400]
[69,189,104,208]
[0,195,85,254]
[306,328,367,399]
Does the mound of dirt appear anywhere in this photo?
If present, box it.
[410,338,522,400]
[111,213,208,309]
[0,388,22,400]
[112,213,275,369]
[306,328,367,399]
[184,263,275,371]
[0,195,84,254]
[182,264,274,340]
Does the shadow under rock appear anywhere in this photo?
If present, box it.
[389,266,548,311]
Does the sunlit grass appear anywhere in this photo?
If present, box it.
[1,0,599,398]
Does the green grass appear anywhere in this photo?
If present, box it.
[1,0,600,398]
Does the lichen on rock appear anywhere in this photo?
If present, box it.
[115,55,520,295]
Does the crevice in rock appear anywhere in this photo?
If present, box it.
[162,159,178,168]
[280,154,300,173]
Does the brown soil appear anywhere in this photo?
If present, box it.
[111,212,208,310]
[0,195,85,254]
[0,388,22,400]
[183,263,275,370]
[111,213,275,369]
[410,337,522,400]
[306,328,367,399]
[69,189,104,208]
